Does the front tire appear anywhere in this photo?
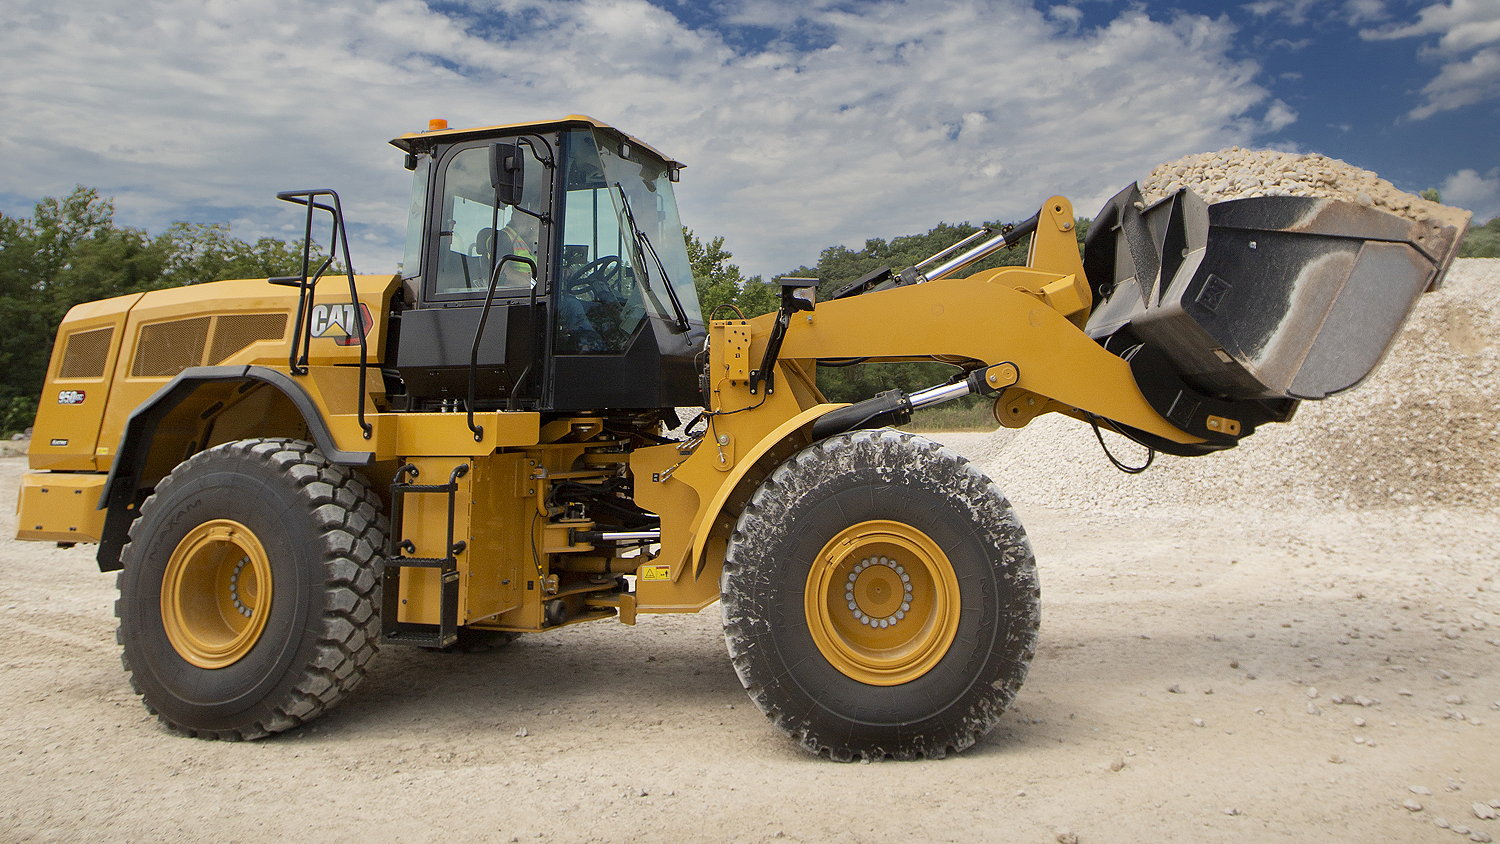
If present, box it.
[116,438,386,740]
[722,429,1039,760]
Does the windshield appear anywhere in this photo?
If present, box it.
[599,136,701,327]
[557,130,701,353]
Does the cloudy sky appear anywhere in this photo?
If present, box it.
[1,0,1495,278]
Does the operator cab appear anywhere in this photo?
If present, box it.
[388,116,706,414]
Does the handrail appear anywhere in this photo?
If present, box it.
[466,254,537,441]
[271,189,372,439]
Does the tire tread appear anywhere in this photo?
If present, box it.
[116,437,386,741]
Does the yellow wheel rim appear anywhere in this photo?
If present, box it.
[804,520,961,686]
[160,519,273,669]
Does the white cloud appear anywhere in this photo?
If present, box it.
[1365,0,1500,51]
[1441,167,1500,222]
[0,0,1286,277]
[1262,99,1299,131]
[1343,0,1388,24]
[1410,45,1500,118]
[1242,0,1321,25]
[1047,5,1084,28]
[1362,0,1500,119]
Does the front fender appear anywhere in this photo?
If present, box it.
[687,403,845,577]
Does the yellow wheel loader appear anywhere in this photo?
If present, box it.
[15,116,1467,759]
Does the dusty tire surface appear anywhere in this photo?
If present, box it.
[116,438,386,740]
[722,429,1040,760]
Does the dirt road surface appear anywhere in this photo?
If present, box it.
[2,261,1497,842]
[4,453,1496,842]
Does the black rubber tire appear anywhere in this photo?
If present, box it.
[116,438,386,740]
[722,429,1040,760]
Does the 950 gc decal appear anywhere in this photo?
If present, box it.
[58,389,86,405]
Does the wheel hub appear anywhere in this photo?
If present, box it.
[806,520,961,686]
[160,519,272,669]
[845,557,914,628]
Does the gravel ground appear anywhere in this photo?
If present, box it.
[1,262,1496,843]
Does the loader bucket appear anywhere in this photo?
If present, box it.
[1086,182,1470,452]
[1084,186,1468,404]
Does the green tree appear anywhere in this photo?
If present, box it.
[684,229,777,318]
[0,188,170,426]
[159,222,311,286]
[0,187,316,434]
[1459,215,1500,258]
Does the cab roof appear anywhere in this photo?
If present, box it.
[389,114,683,169]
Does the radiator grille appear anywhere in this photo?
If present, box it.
[209,313,287,364]
[58,327,114,379]
[131,317,211,378]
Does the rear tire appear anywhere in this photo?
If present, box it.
[116,438,386,740]
[722,429,1039,760]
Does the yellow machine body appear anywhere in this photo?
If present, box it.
[15,194,1196,629]
[15,117,1464,756]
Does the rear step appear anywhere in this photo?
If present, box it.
[1082,185,1469,455]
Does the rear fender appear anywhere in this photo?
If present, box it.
[95,365,374,571]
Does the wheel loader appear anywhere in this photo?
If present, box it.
[15,116,1468,760]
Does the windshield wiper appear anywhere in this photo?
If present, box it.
[614,184,691,333]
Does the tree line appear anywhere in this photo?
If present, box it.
[0,188,315,433]
[3,186,1496,435]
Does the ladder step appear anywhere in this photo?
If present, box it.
[382,461,467,649]
[394,482,459,494]
[382,626,457,648]
[382,556,453,569]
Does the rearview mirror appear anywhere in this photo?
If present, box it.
[490,143,523,206]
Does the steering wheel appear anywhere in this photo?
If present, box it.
[563,255,625,302]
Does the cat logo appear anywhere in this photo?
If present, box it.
[309,302,373,346]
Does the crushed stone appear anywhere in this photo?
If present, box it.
[1140,147,1471,231]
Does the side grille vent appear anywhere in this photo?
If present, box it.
[209,313,288,364]
[130,313,288,379]
[132,317,212,378]
[58,327,114,379]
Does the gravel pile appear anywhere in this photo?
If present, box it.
[959,259,1499,513]
[1140,147,1471,231]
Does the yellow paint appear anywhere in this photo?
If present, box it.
[86,275,399,475]
[393,457,472,627]
[15,472,107,542]
[772,272,1200,444]
[639,565,671,582]
[803,520,960,686]
[1206,415,1242,435]
[28,294,141,471]
[159,519,273,669]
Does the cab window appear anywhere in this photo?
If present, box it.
[430,143,547,297]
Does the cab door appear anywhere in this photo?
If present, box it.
[392,136,554,410]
